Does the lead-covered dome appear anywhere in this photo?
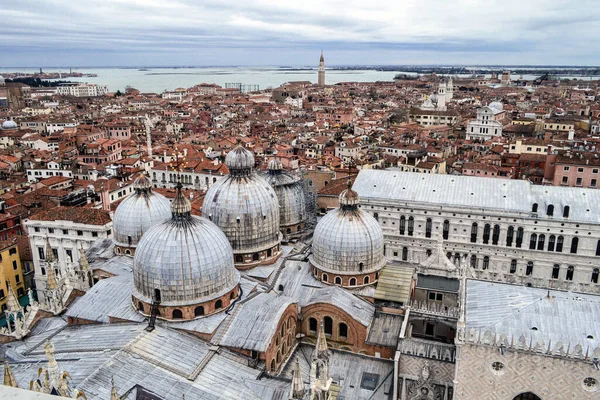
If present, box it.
[264,154,308,241]
[310,184,385,287]
[1,120,18,130]
[133,183,240,319]
[113,173,171,255]
[203,144,281,269]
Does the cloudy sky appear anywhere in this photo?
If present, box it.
[1,0,599,67]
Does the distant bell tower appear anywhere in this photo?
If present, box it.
[318,51,325,87]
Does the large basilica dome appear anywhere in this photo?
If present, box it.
[310,183,385,288]
[132,182,240,320]
[202,143,281,269]
[112,173,171,256]
[264,154,308,241]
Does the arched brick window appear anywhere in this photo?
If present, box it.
[339,322,348,340]
[172,309,183,319]
[195,306,204,317]
[324,316,333,336]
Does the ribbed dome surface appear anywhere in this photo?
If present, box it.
[264,167,307,228]
[310,197,385,274]
[133,216,239,306]
[203,173,281,253]
[113,181,171,248]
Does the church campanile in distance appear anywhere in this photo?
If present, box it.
[318,51,325,86]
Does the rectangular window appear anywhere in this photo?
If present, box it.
[578,167,584,173]
[593,169,598,174]
[66,249,73,263]
[12,260,17,270]
[92,232,98,237]
[562,176,568,184]
[38,247,45,260]
[425,323,435,336]
[9,248,16,255]
[77,230,83,236]
[563,166,570,171]
[592,179,597,187]
[15,274,20,284]
[48,228,54,234]
[576,177,583,186]
[34,227,40,233]
[63,229,69,235]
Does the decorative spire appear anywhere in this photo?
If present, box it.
[45,236,55,263]
[315,321,329,359]
[44,341,58,381]
[290,357,305,399]
[46,262,58,291]
[110,376,120,400]
[3,361,19,387]
[319,51,324,63]
[6,284,21,313]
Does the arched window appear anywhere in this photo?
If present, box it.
[399,216,406,235]
[425,218,432,238]
[41,267,46,275]
[363,276,370,285]
[339,323,348,340]
[443,220,450,240]
[483,256,490,270]
[125,249,131,255]
[270,359,275,371]
[566,266,574,281]
[322,273,328,283]
[490,225,499,245]
[552,264,560,279]
[483,224,491,244]
[556,236,564,252]
[537,234,545,251]
[252,253,259,261]
[215,299,223,310]
[563,205,570,218]
[506,226,514,246]
[471,223,478,243]
[408,217,414,236]
[334,276,342,285]
[532,203,538,213]
[570,237,579,254]
[324,316,333,336]
[426,249,432,257]
[548,235,556,252]
[267,248,272,257]
[510,259,517,274]
[547,204,554,216]
[172,309,183,319]
[526,261,534,276]
[358,262,364,271]
[235,255,243,263]
[402,247,408,261]
[592,268,599,284]
[309,317,317,333]
[373,212,379,221]
[596,240,600,256]
[230,291,235,300]
[138,301,144,312]
[529,233,537,250]
[516,227,524,248]
[470,255,478,269]
[194,306,205,316]
[349,277,357,286]
[154,288,161,302]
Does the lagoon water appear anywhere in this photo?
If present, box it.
[0,66,595,94]
[0,66,400,93]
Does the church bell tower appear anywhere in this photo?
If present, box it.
[318,52,325,87]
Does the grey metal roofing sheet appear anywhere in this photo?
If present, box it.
[276,260,375,327]
[354,169,600,224]
[366,313,404,347]
[417,274,460,292]
[219,292,297,352]
[466,280,600,348]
